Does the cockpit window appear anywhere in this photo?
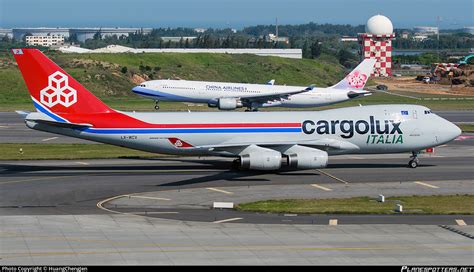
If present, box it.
[140,84,146,87]
[424,110,432,114]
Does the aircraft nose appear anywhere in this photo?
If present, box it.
[132,85,147,93]
[439,120,462,143]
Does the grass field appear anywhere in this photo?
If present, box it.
[236,195,474,215]
[0,51,344,111]
[0,143,164,160]
[459,124,474,133]
[1,51,473,111]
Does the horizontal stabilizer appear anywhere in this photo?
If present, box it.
[26,118,92,129]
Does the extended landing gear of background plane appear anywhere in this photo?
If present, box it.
[245,108,259,112]
[408,151,420,168]
[154,100,160,110]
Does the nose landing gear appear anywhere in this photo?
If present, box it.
[408,151,420,168]
[154,100,160,110]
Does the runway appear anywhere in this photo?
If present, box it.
[0,110,472,143]
[1,141,473,224]
[1,152,473,264]
[1,111,473,264]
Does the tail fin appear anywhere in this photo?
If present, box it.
[12,48,112,115]
[331,58,376,90]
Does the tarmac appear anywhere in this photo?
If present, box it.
[0,111,473,265]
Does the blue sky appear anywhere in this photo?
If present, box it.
[0,0,472,29]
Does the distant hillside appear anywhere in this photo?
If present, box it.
[0,51,344,110]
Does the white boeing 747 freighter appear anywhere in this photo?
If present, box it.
[13,49,460,170]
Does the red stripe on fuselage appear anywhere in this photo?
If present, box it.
[58,112,301,128]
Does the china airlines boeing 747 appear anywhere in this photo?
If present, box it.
[12,49,460,170]
[132,58,377,111]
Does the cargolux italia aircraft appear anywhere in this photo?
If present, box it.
[132,58,377,111]
[13,49,460,170]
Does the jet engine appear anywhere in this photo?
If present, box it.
[283,145,328,169]
[208,98,243,110]
[237,145,282,170]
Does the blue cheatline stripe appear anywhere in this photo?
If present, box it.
[132,86,197,102]
[82,128,302,134]
[32,100,68,123]
[132,90,165,98]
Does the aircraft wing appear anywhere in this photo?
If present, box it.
[169,137,360,154]
[240,85,314,105]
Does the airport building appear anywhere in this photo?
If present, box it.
[462,26,474,35]
[414,26,439,35]
[58,44,303,59]
[12,28,70,40]
[10,27,152,42]
[0,29,13,39]
[69,28,153,42]
[25,35,65,47]
[358,14,395,77]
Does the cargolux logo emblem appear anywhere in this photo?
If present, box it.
[346,71,367,89]
[40,71,77,107]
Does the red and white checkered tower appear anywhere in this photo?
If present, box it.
[358,15,395,77]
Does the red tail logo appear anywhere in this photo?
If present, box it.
[168,138,194,148]
[12,48,112,114]
[40,71,78,108]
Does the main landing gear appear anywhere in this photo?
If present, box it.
[408,151,420,168]
[154,100,160,110]
[244,107,259,112]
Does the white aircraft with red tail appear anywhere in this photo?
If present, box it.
[12,49,460,170]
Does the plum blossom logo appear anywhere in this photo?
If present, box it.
[40,71,77,107]
[346,71,367,89]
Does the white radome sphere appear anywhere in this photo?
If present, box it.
[365,15,393,35]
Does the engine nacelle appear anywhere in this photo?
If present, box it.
[238,145,282,170]
[284,145,328,169]
[208,98,243,110]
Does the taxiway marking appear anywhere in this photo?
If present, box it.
[0,176,71,185]
[456,219,467,226]
[311,184,332,191]
[131,212,179,215]
[41,137,58,142]
[213,217,243,224]
[125,195,171,201]
[316,170,349,184]
[75,161,90,165]
[414,181,439,189]
[206,187,234,195]
[4,245,473,260]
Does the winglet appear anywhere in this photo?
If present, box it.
[305,84,316,91]
[267,79,275,85]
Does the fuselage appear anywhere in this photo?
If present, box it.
[15,49,459,171]
[132,79,359,108]
[28,104,461,157]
